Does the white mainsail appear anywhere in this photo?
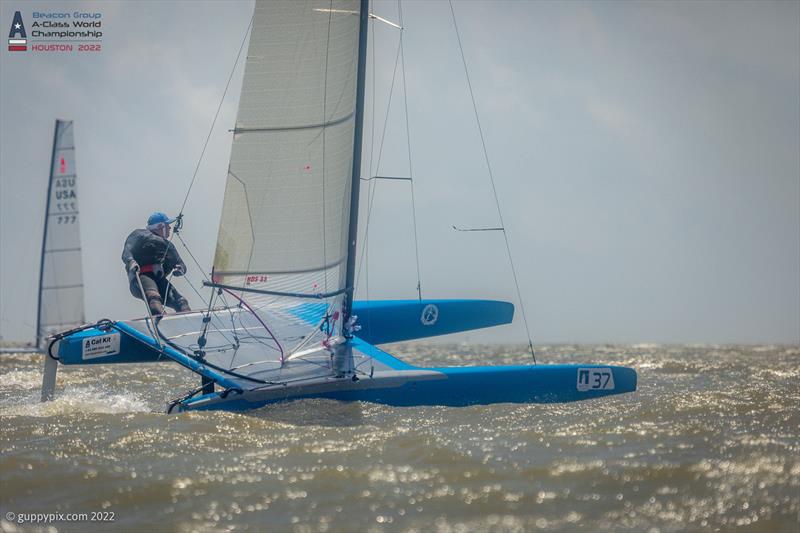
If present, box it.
[145,0,367,386]
[36,119,85,348]
[213,0,360,305]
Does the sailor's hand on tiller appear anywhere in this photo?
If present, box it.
[128,260,140,273]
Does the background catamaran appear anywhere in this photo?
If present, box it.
[42,1,636,412]
[1,119,85,356]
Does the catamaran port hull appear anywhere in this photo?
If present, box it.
[54,299,517,367]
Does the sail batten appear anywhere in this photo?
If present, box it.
[232,110,355,133]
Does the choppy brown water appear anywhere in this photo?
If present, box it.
[1,344,798,532]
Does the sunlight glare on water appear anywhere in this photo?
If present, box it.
[1,344,798,532]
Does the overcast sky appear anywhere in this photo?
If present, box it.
[1,0,798,345]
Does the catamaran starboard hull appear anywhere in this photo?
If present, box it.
[176,363,637,412]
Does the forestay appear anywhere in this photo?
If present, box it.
[37,120,85,348]
[160,1,363,386]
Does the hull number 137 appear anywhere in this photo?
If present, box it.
[577,368,615,391]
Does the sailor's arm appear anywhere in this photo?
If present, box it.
[167,242,187,276]
[121,231,138,271]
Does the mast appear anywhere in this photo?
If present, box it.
[343,0,370,325]
[35,120,60,349]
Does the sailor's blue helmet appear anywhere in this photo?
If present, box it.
[147,212,176,226]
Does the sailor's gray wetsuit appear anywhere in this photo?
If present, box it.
[121,229,189,315]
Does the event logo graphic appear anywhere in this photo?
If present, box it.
[6,9,103,54]
[8,11,27,51]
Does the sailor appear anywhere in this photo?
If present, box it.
[122,212,191,316]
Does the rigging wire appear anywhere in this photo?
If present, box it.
[398,0,423,301]
[355,1,422,304]
[447,0,536,363]
[165,12,254,344]
[365,10,377,342]
[177,12,254,217]
[369,12,377,184]
[355,32,403,287]
[221,287,284,362]
[174,233,211,304]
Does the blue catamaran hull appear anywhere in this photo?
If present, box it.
[177,363,637,412]
[49,299,636,413]
[177,334,636,412]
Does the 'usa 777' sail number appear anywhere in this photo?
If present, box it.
[577,368,615,391]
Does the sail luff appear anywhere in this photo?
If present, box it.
[35,120,60,349]
[343,0,370,324]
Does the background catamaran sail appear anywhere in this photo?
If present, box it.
[36,119,85,348]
